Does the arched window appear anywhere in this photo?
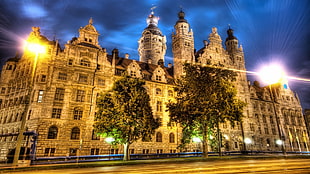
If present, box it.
[47,126,58,139]
[73,107,83,120]
[71,127,80,140]
[169,133,175,143]
[156,132,162,142]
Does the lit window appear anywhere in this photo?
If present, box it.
[37,90,44,103]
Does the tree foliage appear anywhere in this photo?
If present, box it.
[94,75,160,160]
[167,63,245,157]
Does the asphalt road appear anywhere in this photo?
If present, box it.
[5,158,310,173]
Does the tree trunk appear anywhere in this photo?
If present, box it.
[202,124,209,158]
[123,143,130,161]
[217,122,222,156]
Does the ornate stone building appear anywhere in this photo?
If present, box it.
[0,10,309,161]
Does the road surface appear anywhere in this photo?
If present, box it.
[6,158,310,173]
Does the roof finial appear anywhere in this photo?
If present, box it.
[151,5,157,15]
[89,17,93,25]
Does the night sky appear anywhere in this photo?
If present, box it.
[0,0,309,109]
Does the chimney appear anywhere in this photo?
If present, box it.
[125,53,129,59]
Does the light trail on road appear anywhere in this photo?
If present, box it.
[9,158,310,174]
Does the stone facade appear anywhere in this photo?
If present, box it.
[0,10,309,161]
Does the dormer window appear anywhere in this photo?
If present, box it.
[130,71,136,77]
[155,75,161,81]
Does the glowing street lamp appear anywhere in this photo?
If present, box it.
[259,64,287,156]
[12,41,46,166]
[276,139,283,146]
[244,138,252,144]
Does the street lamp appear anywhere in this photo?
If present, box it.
[259,64,287,156]
[12,40,46,166]
[105,137,115,158]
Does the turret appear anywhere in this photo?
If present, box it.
[138,9,166,65]
[77,18,101,48]
[225,26,238,53]
[172,10,194,79]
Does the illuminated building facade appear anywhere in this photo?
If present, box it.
[0,10,309,161]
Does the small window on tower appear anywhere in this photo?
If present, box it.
[89,39,92,42]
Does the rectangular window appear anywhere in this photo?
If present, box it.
[68,59,73,65]
[52,108,62,118]
[272,128,276,135]
[41,75,47,82]
[1,87,5,94]
[264,127,269,134]
[73,109,83,120]
[90,148,100,155]
[58,72,67,80]
[76,90,85,102]
[156,149,163,154]
[130,71,136,77]
[156,101,162,112]
[54,88,65,101]
[92,130,100,140]
[97,78,105,86]
[37,90,44,103]
[78,74,88,84]
[69,148,77,156]
[142,149,149,154]
[110,149,119,154]
[250,123,255,131]
[44,148,56,157]
[155,75,161,81]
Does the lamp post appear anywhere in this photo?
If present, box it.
[105,137,115,160]
[259,64,287,156]
[12,41,45,166]
[244,137,252,154]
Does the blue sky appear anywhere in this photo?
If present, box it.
[0,0,309,109]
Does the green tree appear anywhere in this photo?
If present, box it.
[167,63,245,158]
[94,75,160,161]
